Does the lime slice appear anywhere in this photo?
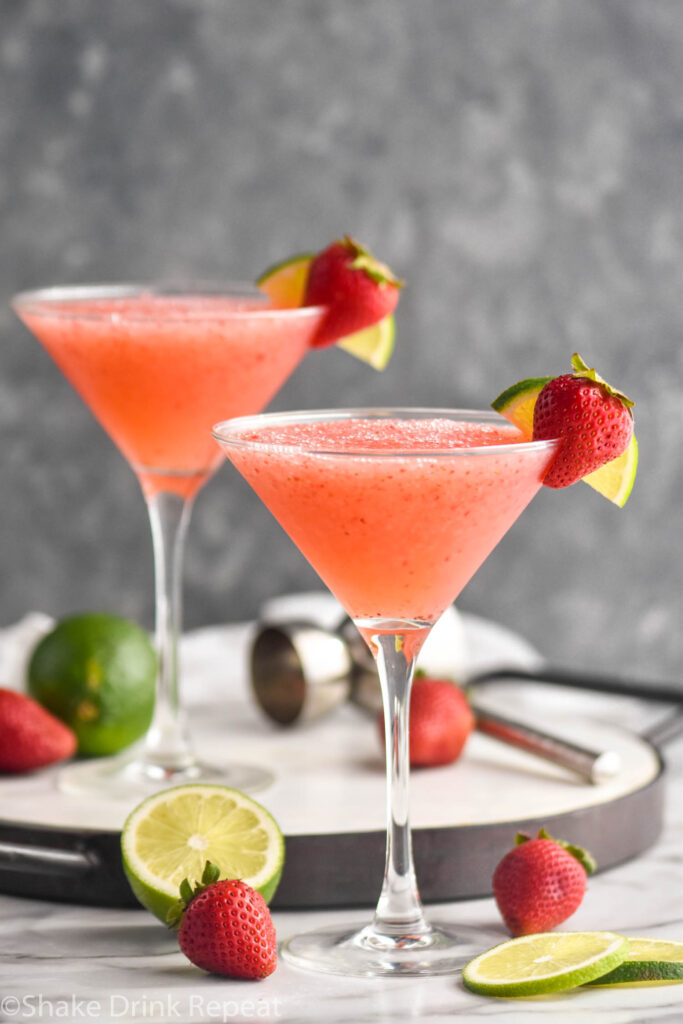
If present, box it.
[121,784,285,924]
[491,377,551,439]
[257,252,395,370]
[256,252,313,308]
[586,937,683,986]
[492,376,637,506]
[336,315,395,370]
[462,931,629,997]
[581,435,638,508]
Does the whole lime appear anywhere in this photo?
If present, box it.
[27,613,157,757]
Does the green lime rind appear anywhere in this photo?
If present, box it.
[462,932,629,998]
[491,377,552,415]
[255,252,314,288]
[121,784,285,925]
[586,960,683,986]
[585,937,683,986]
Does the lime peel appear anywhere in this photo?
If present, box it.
[121,784,285,925]
[462,931,629,998]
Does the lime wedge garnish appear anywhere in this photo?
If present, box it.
[462,931,629,997]
[257,252,395,370]
[586,937,683,986]
[256,252,313,309]
[492,376,638,506]
[121,784,285,924]
[336,314,395,370]
[581,435,638,508]
[491,377,551,439]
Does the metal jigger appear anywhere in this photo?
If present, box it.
[250,621,353,725]
[249,617,620,784]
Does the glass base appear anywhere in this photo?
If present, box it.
[281,920,483,978]
[58,752,274,802]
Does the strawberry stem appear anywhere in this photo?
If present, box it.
[571,353,634,411]
[166,860,223,930]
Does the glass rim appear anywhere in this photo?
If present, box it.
[212,407,561,458]
[11,282,326,322]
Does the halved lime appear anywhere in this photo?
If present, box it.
[586,937,683,986]
[257,252,395,370]
[121,784,284,925]
[462,931,629,997]
[492,376,638,506]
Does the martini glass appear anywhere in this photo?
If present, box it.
[12,284,325,799]
[213,408,560,977]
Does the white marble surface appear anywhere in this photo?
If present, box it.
[0,605,681,1022]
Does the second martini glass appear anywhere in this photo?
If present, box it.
[13,284,325,799]
[213,408,559,977]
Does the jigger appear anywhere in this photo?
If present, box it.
[251,621,353,725]
[250,618,621,784]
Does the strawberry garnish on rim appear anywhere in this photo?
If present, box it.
[533,353,634,489]
[492,354,638,505]
[303,235,403,349]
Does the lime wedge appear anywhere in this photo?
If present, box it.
[581,435,638,508]
[121,784,285,924]
[462,931,629,997]
[257,252,395,370]
[336,314,395,370]
[256,252,313,308]
[492,376,637,506]
[491,377,552,439]
[586,937,683,986]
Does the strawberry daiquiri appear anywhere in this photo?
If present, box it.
[12,237,402,799]
[12,285,326,799]
[17,291,321,501]
[213,408,560,978]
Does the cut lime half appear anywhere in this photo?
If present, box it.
[121,784,284,925]
[586,937,683,986]
[462,931,629,998]
[492,376,637,506]
[257,252,395,370]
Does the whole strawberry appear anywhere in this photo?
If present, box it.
[533,353,633,488]
[304,235,403,348]
[0,687,76,773]
[169,862,277,979]
[492,828,596,936]
[378,676,474,767]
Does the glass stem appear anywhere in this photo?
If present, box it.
[143,490,195,775]
[372,632,429,937]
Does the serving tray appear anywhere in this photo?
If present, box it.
[0,609,669,909]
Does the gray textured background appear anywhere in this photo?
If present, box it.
[1,0,681,682]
